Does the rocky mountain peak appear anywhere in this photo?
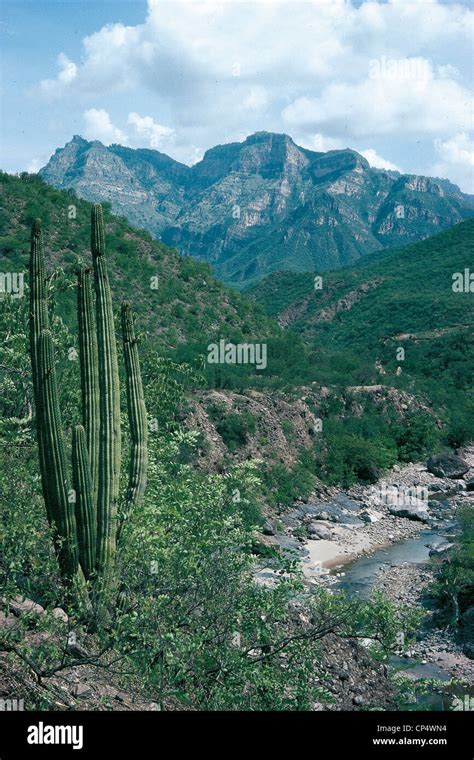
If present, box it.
[39,131,474,288]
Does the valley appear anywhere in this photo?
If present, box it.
[1,170,473,713]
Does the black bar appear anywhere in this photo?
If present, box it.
[0,710,471,758]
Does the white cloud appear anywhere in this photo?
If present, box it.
[305,133,344,152]
[40,53,77,98]
[431,133,474,192]
[26,157,44,174]
[360,149,402,172]
[32,0,474,190]
[281,68,472,139]
[127,112,174,150]
[242,87,269,111]
[83,108,128,145]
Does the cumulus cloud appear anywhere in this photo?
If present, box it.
[281,69,472,139]
[127,113,174,150]
[431,133,474,192]
[40,53,77,98]
[83,109,128,145]
[360,149,402,172]
[302,133,344,153]
[33,0,474,190]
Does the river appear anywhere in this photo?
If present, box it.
[331,528,473,711]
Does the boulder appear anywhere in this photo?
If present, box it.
[428,499,449,509]
[429,481,465,494]
[360,509,384,524]
[71,682,93,698]
[9,596,45,617]
[427,453,469,479]
[466,477,474,492]
[307,522,333,540]
[261,521,276,536]
[428,542,455,557]
[51,607,69,624]
[0,611,16,629]
[389,501,430,522]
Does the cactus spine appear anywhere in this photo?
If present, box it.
[29,207,147,606]
[120,303,148,531]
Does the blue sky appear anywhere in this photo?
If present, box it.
[1,0,473,191]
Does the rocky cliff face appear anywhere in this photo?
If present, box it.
[40,132,474,288]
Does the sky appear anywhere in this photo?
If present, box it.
[1,0,473,191]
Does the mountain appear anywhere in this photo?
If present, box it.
[39,133,474,288]
[248,219,474,400]
[0,171,277,355]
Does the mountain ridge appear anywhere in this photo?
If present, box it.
[39,131,474,288]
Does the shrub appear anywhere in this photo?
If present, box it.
[394,411,440,462]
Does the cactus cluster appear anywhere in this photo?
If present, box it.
[29,204,148,602]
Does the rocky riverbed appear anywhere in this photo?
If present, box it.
[259,445,473,577]
[256,445,474,698]
[373,561,474,686]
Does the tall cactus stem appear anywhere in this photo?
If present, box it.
[37,329,79,580]
[91,204,121,581]
[77,267,99,506]
[119,303,148,535]
[72,424,96,580]
[29,220,52,519]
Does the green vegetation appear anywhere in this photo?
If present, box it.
[1,284,417,710]
[1,171,321,392]
[2,171,471,711]
[28,206,148,608]
[249,220,474,481]
[431,506,474,637]
[207,402,257,451]
[3,172,470,499]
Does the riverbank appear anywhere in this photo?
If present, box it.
[256,445,474,697]
[258,446,473,580]
[373,561,474,686]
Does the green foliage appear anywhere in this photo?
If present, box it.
[354,591,423,655]
[262,448,318,508]
[316,427,397,487]
[113,434,324,709]
[26,208,148,605]
[393,411,440,462]
[207,403,257,451]
[250,220,474,457]
[431,506,474,630]
[0,171,280,365]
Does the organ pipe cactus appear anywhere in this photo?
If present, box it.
[90,204,121,584]
[29,206,148,605]
[120,303,148,534]
[77,268,99,508]
[37,330,79,582]
[72,424,96,581]
[29,221,50,520]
